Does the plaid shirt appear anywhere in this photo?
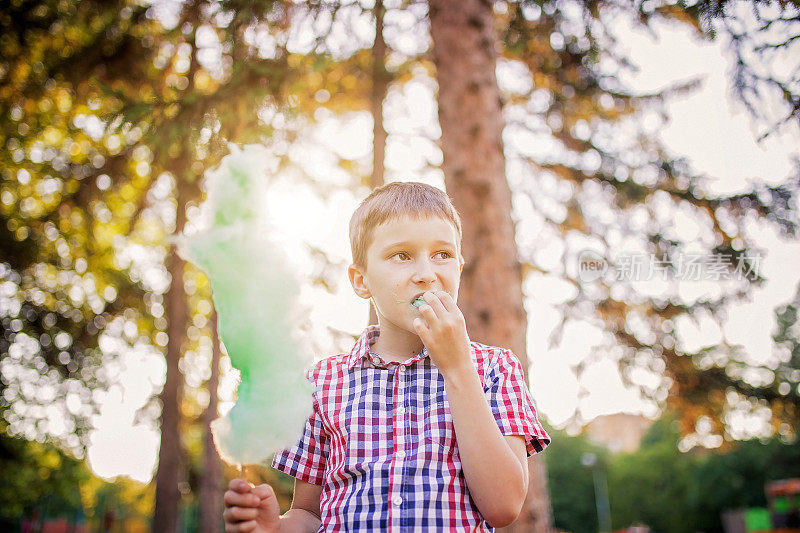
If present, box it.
[271,325,550,532]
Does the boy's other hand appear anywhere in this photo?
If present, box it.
[223,478,281,533]
[412,290,472,376]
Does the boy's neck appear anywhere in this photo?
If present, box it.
[370,323,425,364]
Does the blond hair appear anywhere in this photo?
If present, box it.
[349,181,463,269]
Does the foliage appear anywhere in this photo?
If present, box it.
[0,0,157,454]
[0,0,392,445]
[542,423,607,533]
[571,413,800,532]
[688,436,800,532]
[496,0,800,440]
[768,283,800,435]
[547,412,800,532]
[608,416,700,533]
[663,0,799,139]
[0,422,90,523]
[81,473,154,530]
[0,421,154,529]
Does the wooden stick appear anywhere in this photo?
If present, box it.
[239,464,246,482]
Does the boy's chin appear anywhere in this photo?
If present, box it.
[377,314,422,335]
[400,318,422,336]
[408,319,427,337]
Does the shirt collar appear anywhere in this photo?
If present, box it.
[346,325,428,370]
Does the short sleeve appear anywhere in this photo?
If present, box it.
[485,349,551,457]
[271,366,329,485]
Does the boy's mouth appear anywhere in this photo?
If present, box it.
[411,294,427,308]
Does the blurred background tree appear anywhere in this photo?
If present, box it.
[0,422,90,526]
[539,421,608,533]
[494,0,799,445]
[665,0,799,140]
[0,0,156,458]
[544,412,800,532]
[607,416,699,533]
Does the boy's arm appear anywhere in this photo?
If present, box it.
[279,479,322,532]
[443,367,529,528]
[412,291,534,527]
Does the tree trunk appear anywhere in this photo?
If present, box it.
[153,5,202,529]
[428,1,553,531]
[368,0,388,327]
[198,308,223,533]
[153,170,189,533]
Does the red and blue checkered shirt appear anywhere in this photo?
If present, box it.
[271,325,550,532]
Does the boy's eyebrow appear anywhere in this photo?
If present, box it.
[382,240,456,252]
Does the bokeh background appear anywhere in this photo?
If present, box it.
[1,0,799,532]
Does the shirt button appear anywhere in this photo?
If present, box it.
[396,450,406,458]
[392,495,403,506]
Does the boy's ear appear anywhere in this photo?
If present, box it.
[348,263,371,300]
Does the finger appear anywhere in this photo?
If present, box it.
[418,300,438,322]
[423,290,448,316]
[238,521,257,533]
[223,506,258,522]
[228,478,253,493]
[224,489,259,506]
[224,490,260,508]
[252,483,276,502]
[434,290,458,313]
[413,317,431,342]
[435,291,466,328]
[225,519,257,533]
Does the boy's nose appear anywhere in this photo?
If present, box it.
[412,260,437,283]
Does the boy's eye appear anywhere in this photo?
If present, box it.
[392,251,453,260]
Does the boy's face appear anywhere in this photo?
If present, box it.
[349,214,464,336]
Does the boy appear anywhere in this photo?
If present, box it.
[223,182,550,532]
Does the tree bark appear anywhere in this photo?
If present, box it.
[198,308,223,533]
[369,0,388,327]
[153,174,189,533]
[428,1,553,531]
[153,5,202,529]
[371,0,388,192]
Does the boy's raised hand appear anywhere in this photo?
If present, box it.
[223,478,281,533]
[412,290,472,376]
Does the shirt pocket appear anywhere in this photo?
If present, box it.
[422,405,456,453]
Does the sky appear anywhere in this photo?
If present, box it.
[84,14,800,483]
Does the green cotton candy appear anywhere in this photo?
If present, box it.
[177,144,313,467]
